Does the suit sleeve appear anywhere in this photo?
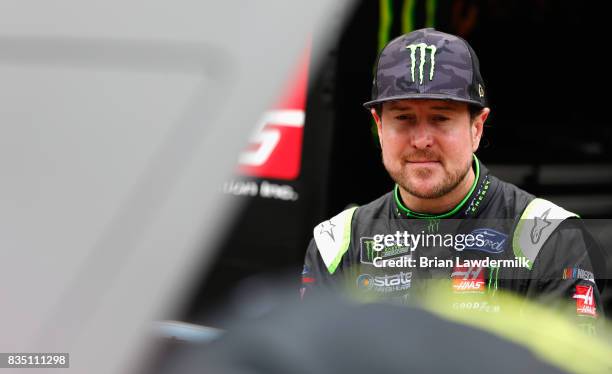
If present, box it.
[300,238,343,299]
[528,219,604,331]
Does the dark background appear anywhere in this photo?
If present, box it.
[183,0,612,324]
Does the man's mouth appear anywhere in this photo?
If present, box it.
[407,160,439,164]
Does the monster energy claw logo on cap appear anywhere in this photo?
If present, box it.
[405,43,437,84]
[363,28,488,109]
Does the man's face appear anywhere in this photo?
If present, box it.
[372,99,487,199]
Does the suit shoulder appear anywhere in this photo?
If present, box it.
[489,175,535,215]
[352,191,394,221]
[310,191,393,273]
[312,207,358,274]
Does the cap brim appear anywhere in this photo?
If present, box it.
[363,94,485,109]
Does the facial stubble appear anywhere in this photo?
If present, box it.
[384,154,472,199]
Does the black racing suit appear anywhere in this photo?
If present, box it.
[302,157,604,328]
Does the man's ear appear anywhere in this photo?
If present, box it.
[471,107,490,152]
[371,108,383,147]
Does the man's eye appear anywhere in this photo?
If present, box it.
[432,116,449,122]
[396,115,413,121]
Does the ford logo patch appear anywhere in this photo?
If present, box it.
[465,228,507,254]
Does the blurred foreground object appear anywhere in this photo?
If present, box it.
[154,283,612,374]
[0,0,353,372]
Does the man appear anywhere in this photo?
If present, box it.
[301,28,604,326]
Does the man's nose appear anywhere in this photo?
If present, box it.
[410,122,433,149]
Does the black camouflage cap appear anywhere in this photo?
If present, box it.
[364,28,487,109]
